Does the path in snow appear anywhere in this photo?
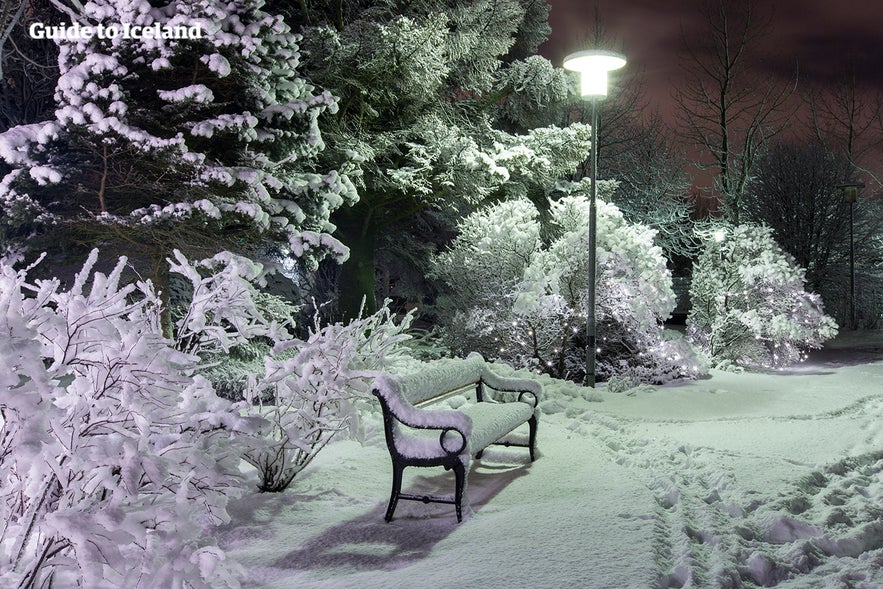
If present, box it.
[220,337,883,588]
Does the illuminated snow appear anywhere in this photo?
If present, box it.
[219,334,883,588]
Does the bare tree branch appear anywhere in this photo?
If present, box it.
[673,0,796,223]
[48,0,84,21]
[0,0,26,80]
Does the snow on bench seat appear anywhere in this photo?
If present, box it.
[460,401,535,455]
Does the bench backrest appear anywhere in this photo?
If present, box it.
[373,352,542,418]
[397,353,485,405]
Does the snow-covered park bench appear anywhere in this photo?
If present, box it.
[372,353,541,523]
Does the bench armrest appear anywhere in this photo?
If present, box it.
[477,364,542,408]
[373,375,472,459]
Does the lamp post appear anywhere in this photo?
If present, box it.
[563,49,626,387]
[838,182,863,329]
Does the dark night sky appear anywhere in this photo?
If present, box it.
[540,0,883,120]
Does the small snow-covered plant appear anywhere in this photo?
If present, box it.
[687,224,839,368]
[242,306,413,492]
[167,250,301,400]
[432,187,703,384]
[170,250,297,357]
[0,250,258,589]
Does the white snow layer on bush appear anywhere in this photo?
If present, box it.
[0,250,259,589]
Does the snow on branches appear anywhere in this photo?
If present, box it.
[431,187,703,385]
[687,225,838,369]
[0,251,258,588]
[0,0,355,267]
[0,247,414,586]
[242,306,413,492]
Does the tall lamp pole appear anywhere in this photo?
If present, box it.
[839,182,863,329]
[563,49,626,387]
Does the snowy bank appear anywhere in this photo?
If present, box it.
[220,335,883,588]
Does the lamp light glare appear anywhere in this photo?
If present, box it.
[563,49,627,98]
[581,69,608,97]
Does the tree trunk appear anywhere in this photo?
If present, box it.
[149,251,174,339]
[333,200,378,322]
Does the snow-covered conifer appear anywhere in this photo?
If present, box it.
[0,0,354,275]
[293,0,592,318]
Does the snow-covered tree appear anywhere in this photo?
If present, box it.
[0,0,355,290]
[687,225,839,368]
[290,0,592,319]
[431,186,703,384]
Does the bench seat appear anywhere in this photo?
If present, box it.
[459,401,535,454]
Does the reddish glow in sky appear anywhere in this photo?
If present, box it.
[540,0,883,116]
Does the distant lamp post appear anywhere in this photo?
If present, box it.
[838,182,863,329]
[563,49,626,387]
[713,228,726,261]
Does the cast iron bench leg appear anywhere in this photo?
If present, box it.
[453,460,466,523]
[385,462,404,522]
[528,415,537,462]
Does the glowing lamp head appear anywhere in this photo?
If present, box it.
[563,49,627,98]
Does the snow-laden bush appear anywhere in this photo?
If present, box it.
[166,252,414,492]
[242,306,413,492]
[0,251,259,589]
[431,187,704,384]
[687,225,839,368]
[0,247,416,585]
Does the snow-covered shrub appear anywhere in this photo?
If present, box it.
[432,187,703,384]
[0,251,259,589]
[166,251,301,400]
[242,306,414,492]
[169,250,297,357]
[165,250,414,493]
[687,225,839,368]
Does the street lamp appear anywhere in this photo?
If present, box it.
[563,49,626,387]
[838,182,863,329]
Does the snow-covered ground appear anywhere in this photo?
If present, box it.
[219,332,883,588]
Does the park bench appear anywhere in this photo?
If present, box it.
[372,353,541,522]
